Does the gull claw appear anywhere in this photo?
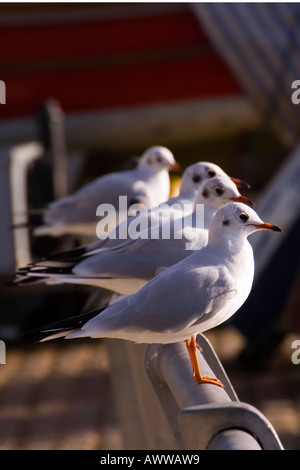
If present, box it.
[193,374,225,388]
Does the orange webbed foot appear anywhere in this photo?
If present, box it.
[186,337,225,389]
[193,373,224,388]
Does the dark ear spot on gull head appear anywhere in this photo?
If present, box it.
[215,187,224,196]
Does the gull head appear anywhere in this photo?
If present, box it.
[179,161,250,197]
[179,161,227,196]
[138,146,180,172]
[194,175,254,209]
[210,202,282,239]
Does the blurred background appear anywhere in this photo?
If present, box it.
[0,2,299,450]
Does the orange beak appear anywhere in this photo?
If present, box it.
[254,222,282,232]
[231,177,251,190]
[231,195,255,208]
[171,161,182,172]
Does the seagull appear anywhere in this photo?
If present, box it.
[28,160,250,262]
[33,146,179,238]
[37,203,281,387]
[14,175,254,293]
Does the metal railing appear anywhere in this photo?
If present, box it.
[106,335,284,450]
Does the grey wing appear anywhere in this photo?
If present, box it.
[89,259,236,336]
[75,216,208,280]
[73,235,191,280]
[44,171,152,225]
[131,266,236,333]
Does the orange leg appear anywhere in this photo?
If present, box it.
[185,337,224,388]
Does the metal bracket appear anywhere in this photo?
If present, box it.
[179,401,284,450]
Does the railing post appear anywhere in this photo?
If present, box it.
[37,99,69,200]
[9,142,44,268]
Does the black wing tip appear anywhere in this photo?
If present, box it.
[46,246,88,262]
[22,308,104,345]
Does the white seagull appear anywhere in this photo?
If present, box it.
[84,160,250,250]
[33,146,179,238]
[38,203,281,387]
[14,175,253,293]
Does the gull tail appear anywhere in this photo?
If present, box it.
[11,259,77,287]
[23,309,103,345]
[44,246,88,263]
[11,244,90,287]
[8,274,50,287]
[33,225,57,237]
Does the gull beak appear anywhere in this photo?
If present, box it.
[231,177,251,190]
[171,161,182,172]
[231,195,255,208]
[254,222,282,232]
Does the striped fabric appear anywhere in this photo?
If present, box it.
[191,3,300,148]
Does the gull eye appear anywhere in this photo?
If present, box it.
[193,175,201,183]
[156,156,162,163]
[215,187,223,196]
[207,170,216,177]
[239,213,249,222]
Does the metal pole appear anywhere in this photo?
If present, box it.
[37,99,69,200]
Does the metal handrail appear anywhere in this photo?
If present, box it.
[145,335,284,450]
[106,334,284,450]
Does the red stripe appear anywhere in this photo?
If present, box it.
[2,57,242,118]
[0,10,242,119]
[0,11,209,61]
